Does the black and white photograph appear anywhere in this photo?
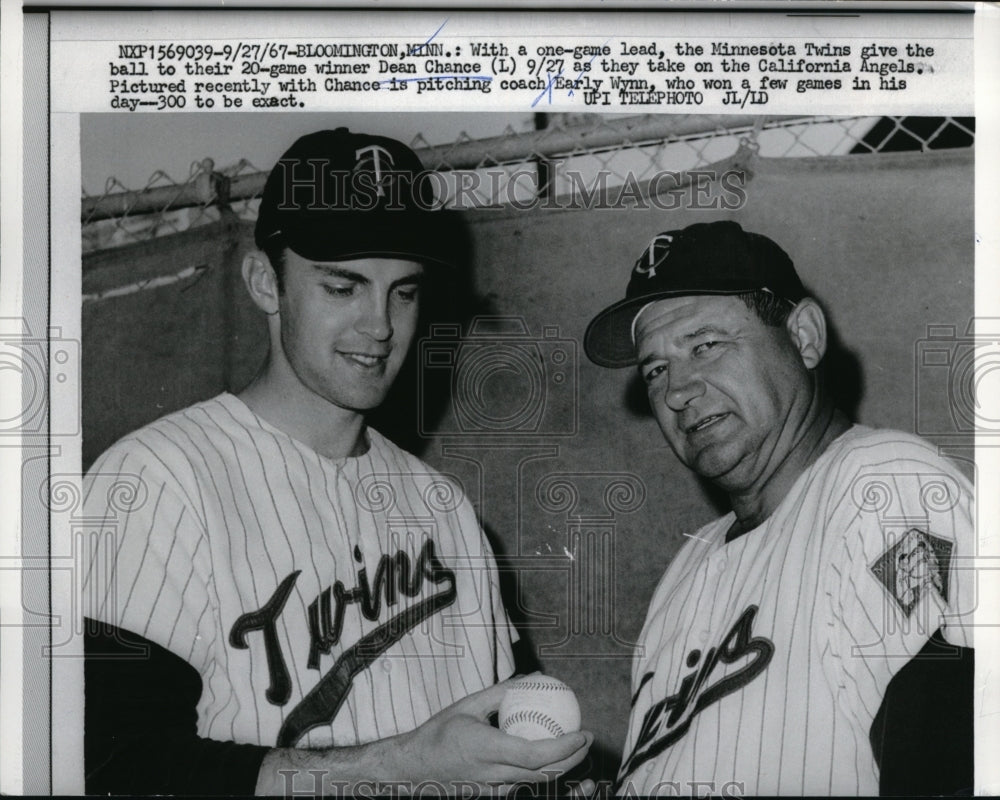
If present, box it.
[74,108,979,796]
[2,5,999,797]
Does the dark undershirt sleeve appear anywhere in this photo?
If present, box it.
[869,628,974,796]
[84,618,270,796]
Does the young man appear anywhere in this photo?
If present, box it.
[583,221,974,796]
[82,129,591,796]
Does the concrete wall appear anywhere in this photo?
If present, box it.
[82,149,973,781]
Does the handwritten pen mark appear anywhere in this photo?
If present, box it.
[379,74,494,87]
[532,68,565,108]
[567,40,609,97]
[408,18,449,57]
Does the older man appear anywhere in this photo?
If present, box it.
[584,221,973,796]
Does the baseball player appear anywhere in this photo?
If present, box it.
[583,221,974,796]
[82,129,592,795]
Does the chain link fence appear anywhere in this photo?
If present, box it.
[81,113,974,256]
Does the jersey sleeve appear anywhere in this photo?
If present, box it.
[82,437,217,671]
[85,620,269,795]
[821,437,975,725]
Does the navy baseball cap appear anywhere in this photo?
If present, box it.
[584,221,806,368]
[255,128,454,267]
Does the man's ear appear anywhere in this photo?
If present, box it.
[242,250,280,315]
[785,298,827,370]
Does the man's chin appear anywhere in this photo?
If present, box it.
[687,443,742,483]
[317,385,392,415]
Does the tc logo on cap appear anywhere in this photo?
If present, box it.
[354,144,396,198]
[634,233,674,280]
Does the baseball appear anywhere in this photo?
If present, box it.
[498,675,581,740]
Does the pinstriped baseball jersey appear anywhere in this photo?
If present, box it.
[82,392,516,749]
[617,426,973,796]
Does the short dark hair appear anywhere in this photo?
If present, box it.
[736,290,795,327]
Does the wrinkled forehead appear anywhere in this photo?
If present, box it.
[633,294,751,347]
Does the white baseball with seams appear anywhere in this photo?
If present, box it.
[498,675,581,740]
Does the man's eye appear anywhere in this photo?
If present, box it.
[395,286,420,303]
[323,284,354,297]
[643,364,667,384]
[693,340,720,356]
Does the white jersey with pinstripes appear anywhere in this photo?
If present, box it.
[82,392,516,749]
[617,426,974,796]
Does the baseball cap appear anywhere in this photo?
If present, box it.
[584,220,806,368]
[255,127,454,267]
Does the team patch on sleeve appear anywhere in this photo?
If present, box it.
[869,528,952,617]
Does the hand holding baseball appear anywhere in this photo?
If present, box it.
[388,679,592,789]
[498,674,582,740]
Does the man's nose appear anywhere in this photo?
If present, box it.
[355,295,393,341]
[664,364,705,412]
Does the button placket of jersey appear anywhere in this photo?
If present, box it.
[330,463,371,645]
[679,558,716,663]
[701,547,730,643]
[335,463,363,557]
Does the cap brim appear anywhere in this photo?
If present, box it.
[288,242,456,270]
[584,288,760,368]
[279,210,458,269]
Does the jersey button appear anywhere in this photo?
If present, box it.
[699,630,710,643]
[716,558,728,572]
